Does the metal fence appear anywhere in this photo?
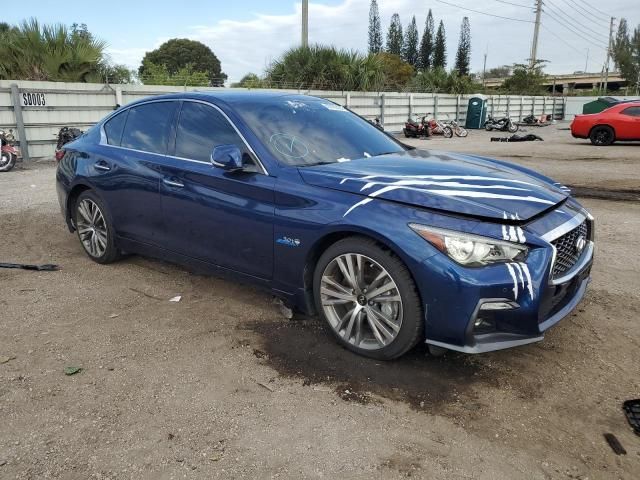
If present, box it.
[2,79,568,161]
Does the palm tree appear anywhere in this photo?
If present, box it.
[0,18,106,82]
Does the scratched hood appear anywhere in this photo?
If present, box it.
[298,150,568,221]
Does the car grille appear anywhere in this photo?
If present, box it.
[551,221,589,279]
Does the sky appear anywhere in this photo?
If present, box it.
[6,0,640,82]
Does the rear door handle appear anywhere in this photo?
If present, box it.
[94,160,111,171]
[163,177,184,188]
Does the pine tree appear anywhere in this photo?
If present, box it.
[386,13,403,57]
[433,20,447,69]
[418,9,434,70]
[454,17,471,76]
[368,0,383,54]
[402,16,419,66]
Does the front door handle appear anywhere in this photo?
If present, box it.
[94,160,111,171]
[163,177,184,188]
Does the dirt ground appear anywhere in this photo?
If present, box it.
[1,130,640,479]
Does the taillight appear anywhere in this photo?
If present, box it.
[55,150,65,162]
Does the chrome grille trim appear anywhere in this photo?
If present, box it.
[543,211,594,285]
[551,221,588,278]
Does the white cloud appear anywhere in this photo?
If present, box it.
[106,0,639,82]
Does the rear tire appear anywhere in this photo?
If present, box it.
[443,126,453,138]
[313,237,423,360]
[74,190,121,264]
[589,125,615,146]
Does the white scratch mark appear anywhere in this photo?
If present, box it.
[512,263,525,289]
[519,263,535,300]
[343,197,374,217]
[420,190,555,205]
[506,263,519,300]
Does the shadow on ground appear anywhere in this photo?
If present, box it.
[249,315,501,413]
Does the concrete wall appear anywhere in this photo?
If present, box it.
[1,80,565,161]
[564,95,640,120]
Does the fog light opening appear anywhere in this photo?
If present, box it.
[473,316,496,334]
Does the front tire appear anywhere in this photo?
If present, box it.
[485,123,493,131]
[508,122,519,133]
[443,126,453,138]
[0,152,16,172]
[313,237,423,360]
[74,190,120,264]
[589,125,615,146]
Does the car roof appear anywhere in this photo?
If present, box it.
[124,90,326,108]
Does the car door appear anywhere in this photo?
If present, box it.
[617,106,640,140]
[155,100,276,279]
[93,101,178,245]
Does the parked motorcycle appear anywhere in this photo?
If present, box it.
[428,118,453,138]
[484,114,519,133]
[55,127,83,161]
[403,114,430,138]
[446,119,468,138]
[369,117,384,131]
[0,128,19,172]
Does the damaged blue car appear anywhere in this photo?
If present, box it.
[56,92,594,359]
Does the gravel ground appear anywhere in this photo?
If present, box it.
[1,139,639,479]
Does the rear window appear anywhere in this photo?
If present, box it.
[121,101,177,154]
[103,110,128,146]
[621,106,640,117]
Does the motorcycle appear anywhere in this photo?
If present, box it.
[445,119,468,138]
[428,117,453,138]
[0,128,19,172]
[484,114,519,133]
[403,114,430,138]
[369,117,384,131]
[55,126,83,162]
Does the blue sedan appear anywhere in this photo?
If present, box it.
[56,92,594,359]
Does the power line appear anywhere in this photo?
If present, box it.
[555,0,611,29]
[492,0,532,8]
[540,24,586,56]
[436,0,534,22]
[543,1,609,40]
[574,0,612,18]
[543,9,608,50]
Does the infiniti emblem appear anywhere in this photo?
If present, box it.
[575,235,586,254]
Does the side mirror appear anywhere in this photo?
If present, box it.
[211,144,243,171]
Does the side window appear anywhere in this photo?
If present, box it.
[121,101,177,154]
[103,110,128,146]
[175,102,256,168]
[621,106,640,117]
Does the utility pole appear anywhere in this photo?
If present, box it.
[301,0,309,47]
[603,16,615,94]
[584,48,589,72]
[529,0,542,68]
[482,52,488,88]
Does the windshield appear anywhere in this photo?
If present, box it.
[232,97,405,167]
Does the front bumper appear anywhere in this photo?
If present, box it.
[422,209,594,354]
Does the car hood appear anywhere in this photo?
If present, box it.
[298,150,568,221]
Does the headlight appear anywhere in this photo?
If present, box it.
[409,223,528,267]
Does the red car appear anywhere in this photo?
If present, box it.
[571,101,640,146]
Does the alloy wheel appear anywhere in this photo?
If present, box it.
[594,129,611,145]
[76,198,108,258]
[320,253,403,350]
